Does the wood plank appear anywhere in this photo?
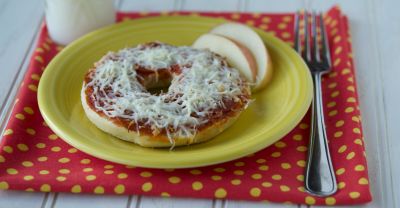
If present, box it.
[246,0,305,12]
[51,193,131,208]
[0,0,46,207]
[372,0,400,207]
[0,0,44,108]
[137,196,213,208]
[1,0,397,208]
[119,0,177,12]
[226,200,299,208]
[182,0,241,11]
[0,190,46,208]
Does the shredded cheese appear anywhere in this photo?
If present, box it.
[84,42,250,140]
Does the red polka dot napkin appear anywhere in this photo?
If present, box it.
[0,6,372,205]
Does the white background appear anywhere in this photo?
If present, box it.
[0,0,399,207]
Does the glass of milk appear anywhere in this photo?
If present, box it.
[45,0,116,45]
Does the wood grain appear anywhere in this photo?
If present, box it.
[0,0,43,104]
[0,0,45,207]
[50,193,130,208]
[373,0,400,207]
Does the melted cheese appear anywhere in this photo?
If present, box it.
[84,42,250,141]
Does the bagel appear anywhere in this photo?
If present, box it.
[81,42,251,148]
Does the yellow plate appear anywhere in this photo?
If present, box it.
[38,16,312,169]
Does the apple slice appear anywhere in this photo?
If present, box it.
[210,22,273,91]
[192,33,257,83]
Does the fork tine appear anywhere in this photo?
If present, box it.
[319,13,331,67]
[294,11,301,53]
[311,11,320,62]
[304,10,311,61]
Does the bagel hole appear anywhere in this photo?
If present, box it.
[147,81,171,95]
[143,75,172,96]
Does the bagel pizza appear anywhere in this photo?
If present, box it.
[81,42,251,148]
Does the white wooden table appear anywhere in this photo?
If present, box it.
[1,0,399,207]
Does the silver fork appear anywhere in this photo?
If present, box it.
[294,11,337,196]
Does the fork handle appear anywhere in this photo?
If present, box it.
[305,73,337,196]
